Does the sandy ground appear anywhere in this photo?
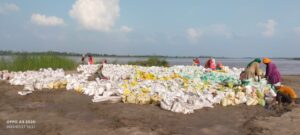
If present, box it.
[0,76,299,135]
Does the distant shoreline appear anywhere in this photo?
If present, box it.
[0,50,299,60]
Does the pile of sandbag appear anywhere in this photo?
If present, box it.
[6,68,66,95]
[0,64,277,114]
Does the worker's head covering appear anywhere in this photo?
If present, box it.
[217,61,223,67]
[247,58,261,68]
[254,58,261,63]
[263,58,271,64]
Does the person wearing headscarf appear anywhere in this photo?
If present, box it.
[90,59,108,80]
[276,85,298,105]
[88,55,94,65]
[217,61,224,70]
[102,59,108,64]
[263,58,281,87]
[205,58,216,70]
[243,58,262,81]
[192,58,196,66]
[81,54,86,64]
[195,58,200,66]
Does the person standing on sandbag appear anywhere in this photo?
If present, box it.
[192,58,196,66]
[81,54,86,64]
[205,57,216,70]
[243,58,262,82]
[88,54,94,65]
[193,57,201,66]
[263,58,281,87]
[93,59,108,80]
[216,61,224,70]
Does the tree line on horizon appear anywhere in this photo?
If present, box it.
[0,50,211,58]
[0,50,298,60]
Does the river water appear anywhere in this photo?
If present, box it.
[1,56,300,75]
[68,56,300,75]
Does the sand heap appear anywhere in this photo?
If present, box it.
[1,64,276,114]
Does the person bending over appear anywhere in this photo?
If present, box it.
[275,85,298,106]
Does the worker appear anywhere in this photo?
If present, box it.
[102,59,108,64]
[81,54,85,64]
[240,71,247,84]
[275,85,298,105]
[194,58,200,66]
[88,55,94,65]
[91,60,108,80]
[263,58,281,87]
[192,58,196,66]
[216,61,224,70]
[205,58,216,70]
[211,58,216,70]
[94,65,108,80]
[243,58,262,81]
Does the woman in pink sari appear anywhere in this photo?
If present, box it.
[88,55,94,65]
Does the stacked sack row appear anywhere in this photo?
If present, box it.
[7,68,66,95]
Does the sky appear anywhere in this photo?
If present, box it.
[0,0,300,57]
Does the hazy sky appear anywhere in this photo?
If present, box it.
[1,0,300,57]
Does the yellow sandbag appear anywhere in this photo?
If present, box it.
[53,82,60,89]
[228,82,234,88]
[258,99,266,106]
[234,92,246,104]
[183,82,189,88]
[227,92,235,99]
[120,84,128,89]
[58,80,67,89]
[141,88,150,93]
[221,99,229,106]
[256,90,264,99]
[163,77,170,81]
[61,80,67,85]
[234,98,241,105]
[136,93,151,104]
[246,98,258,106]
[130,81,138,87]
[150,94,160,104]
[236,91,245,98]
[221,98,234,106]
[126,93,137,104]
[59,83,67,89]
[123,89,131,95]
[75,85,83,93]
[121,95,127,103]
[47,82,54,89]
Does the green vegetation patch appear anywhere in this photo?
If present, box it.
[128,57,169,67]
[0,54,77,71]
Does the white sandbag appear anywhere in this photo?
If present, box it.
[92,96,121,103]
[160,99,172,111]
[24,84,34,91]
[170,102,194,114]
[18,90,33,96]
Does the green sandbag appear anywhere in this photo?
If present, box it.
[256,90,264,99]
[258,99,266,106]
